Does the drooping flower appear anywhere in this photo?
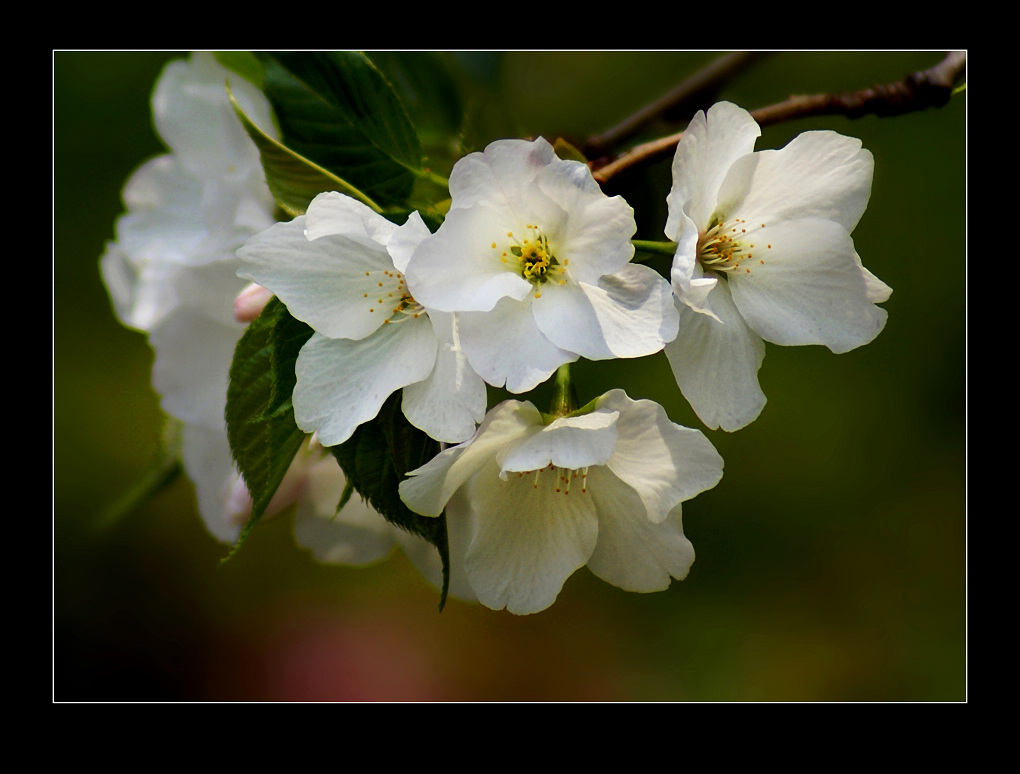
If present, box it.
[405,137,679,394]
[237,191,487,447]
[398,390,724,615]
[100,52,278,541]
[665,101,891,432]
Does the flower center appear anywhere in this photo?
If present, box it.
[697,216,770,276]
[493,225,568,298]
[515,462,590,495]
[361,269,425,324]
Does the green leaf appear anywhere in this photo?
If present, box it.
[214,51,264,89]
[367,52,463,140]
[259,52,423,207]
[225,297,314,557]
[228,87,381,217]
[329,392,450,609]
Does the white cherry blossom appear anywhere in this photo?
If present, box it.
[101,52,277,335]
[665,101,891,431]
[100,52,277,541]
[406,137,678,394]
[237,191,487,447]
[99,54,446,577]
[399,390,723,615]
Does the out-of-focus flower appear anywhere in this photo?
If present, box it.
[665,101,891,431]
[101,52,277,335]
[399,390,723,615]
[406,137,678,394]
[100,52,277,541]
[237,191,487,447]
[98,56,455,586]
[294,446,477,603]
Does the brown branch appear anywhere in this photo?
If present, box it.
[584,52,768,156]
[592,51,966,186]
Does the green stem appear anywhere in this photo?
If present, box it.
[632,239,678,258]
[95,457,182,531]
[548,363,579,418]
[412,167,451,190]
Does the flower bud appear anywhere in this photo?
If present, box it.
[234,282,274,323]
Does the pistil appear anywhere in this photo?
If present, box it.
[495,225,568,296]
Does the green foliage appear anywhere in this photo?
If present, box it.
[330,393,450,609]
[214,51,264,89]
[228,87,380,217]
[367,52,463,143]
[225,297,314,557]
[259,52,423,207]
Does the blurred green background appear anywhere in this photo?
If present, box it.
[54,51,965,701]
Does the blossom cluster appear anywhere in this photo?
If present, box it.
[101,54,890,615]
[99,53,455,591]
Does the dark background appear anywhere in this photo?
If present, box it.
[54,51,965,701]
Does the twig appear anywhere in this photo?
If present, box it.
[593,52,966,186]
[584,52,767,155]
[753,51,966,126]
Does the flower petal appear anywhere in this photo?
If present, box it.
[591,264,680,356]
[100,241,182,332]
[598,389,724,520]
[447,137,557,211]
[153,52,274,186]
[459,296,576,393]
[497,409,620,475]
[399,400,542,517]
[293,318,438,446]
[151,310,244,431]
[533,264,678,360]
[537,164,636,283]
[671,251,722,322]
[404,203,534,313]
[717,130,873,233]
[238,216,402,341]
[303,191,399,248]
[180,423,243,543]
[462,458,599,614]
[669,210,702,298]
[114,155,210,266]
[387,210,434,274]
[586,486,695,592]
[401,313,487,443]
[666,101,761,238]
[726,218,887,353]
[664,286,767,432]
[855,249,893,304]
[530,280,611,359]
